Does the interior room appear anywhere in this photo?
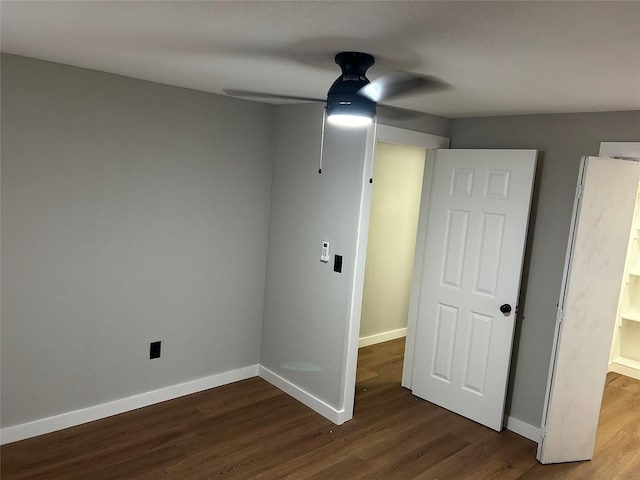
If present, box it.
[1,1,639,478]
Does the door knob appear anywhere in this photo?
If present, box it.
[500,304,512,314]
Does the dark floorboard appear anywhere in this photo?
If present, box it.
[2,338,639,479]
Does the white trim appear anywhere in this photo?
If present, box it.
[402,149,437,389]
[0,365,259,445]
[505,416,541,443]
[258,365,347,425]
[0,361,542,446]
[377,124,450,149]
[359,328,407,348]
[609,359,640,381]
[340,123,377,425]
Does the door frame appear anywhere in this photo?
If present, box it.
[402,148,436,389]
[341,124,449,422]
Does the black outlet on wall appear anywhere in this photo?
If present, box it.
[150,341,161,359]
[334,255,343,273]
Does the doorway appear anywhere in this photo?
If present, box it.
[356,140,427,399]
[346,134,537,432]
[358,141,427,348]
[341,125,449,420]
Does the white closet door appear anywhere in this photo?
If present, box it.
[538,156,640,464]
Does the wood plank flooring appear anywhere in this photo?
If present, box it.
[2,338,639,479]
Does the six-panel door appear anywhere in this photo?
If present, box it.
[411,149,536,431]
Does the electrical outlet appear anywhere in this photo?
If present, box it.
[150,341,161,359]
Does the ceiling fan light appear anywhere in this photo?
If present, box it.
[327,114,373,127]
[326,94,376,128]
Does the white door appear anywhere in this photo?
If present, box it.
[538,156,640,464]
[411,149,536,431]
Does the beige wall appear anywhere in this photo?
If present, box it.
[360,142,426,340]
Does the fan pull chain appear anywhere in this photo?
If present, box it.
[318,108,327,174]
[369,116,379,183]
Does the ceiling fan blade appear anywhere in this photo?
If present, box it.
[224,89,324,103]
[359,73,450,102]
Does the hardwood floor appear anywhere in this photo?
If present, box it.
[2,338,639,479]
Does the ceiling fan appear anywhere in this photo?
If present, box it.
[224,51,447,127]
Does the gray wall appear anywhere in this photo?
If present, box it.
[450,111,640,427]
[262,105,451,411]
[261,103,370,409]
[1,54,274,427]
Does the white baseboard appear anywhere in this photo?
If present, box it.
[1,363,535,446]
[359,328,407,348]
[505,415,541,443]
[609,359,640,381]
[258,365,348,425]
[0,364,259,445]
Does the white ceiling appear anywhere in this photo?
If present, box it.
[1,1,639,118]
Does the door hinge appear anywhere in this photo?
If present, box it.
[540,427,547,441]
[556,307,564,325]
[576,184,583,199]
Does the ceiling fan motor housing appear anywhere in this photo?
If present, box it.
[326,52,376,119]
